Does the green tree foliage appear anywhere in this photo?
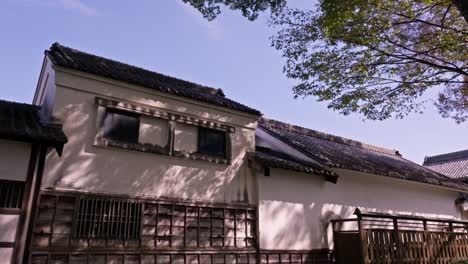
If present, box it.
[181,0,286,21]
[183,0,468,122]
[271,0,467,121]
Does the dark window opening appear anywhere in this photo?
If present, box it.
[0,180,25,209]
[103,109,140,143]
[198,127,227,158]
[73,198,142,239]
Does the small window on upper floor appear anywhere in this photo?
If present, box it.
[103,109,140,144]
[198,127,227,158]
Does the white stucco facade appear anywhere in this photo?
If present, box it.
[34,65,259,204]
[257,167,462,250]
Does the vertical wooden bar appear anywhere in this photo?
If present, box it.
[357,212,370,264]
[116,200,121,239]
[92,198,98,239]
[49,196,58,248]
[184,205,187,247]
[393,218,403,264]
[155,203,159,249]
[170,204,174,247]
[109,199,115,241]
[234,209,237,248]
[370,230,377,263]
[139,202,144,244]
[197,206,201,248]
[245,209,248,248]
[210,207,213,248]
[222,208,225,247]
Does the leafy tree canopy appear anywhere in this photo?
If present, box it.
[183,0,468,122]
[181,0,286,21]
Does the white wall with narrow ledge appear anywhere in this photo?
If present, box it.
[257,167,461,250]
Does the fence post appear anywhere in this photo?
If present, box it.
[393,217,404,264]
[423,219,429,262]
[355,209,369,264]
[449,222,459,260]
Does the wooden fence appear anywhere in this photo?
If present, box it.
[332,209,468,264]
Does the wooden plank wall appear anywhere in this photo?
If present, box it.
[29,191,333,264]
[30,251,332,264]
[30,191,258,264]
[32,193,256,251]
[364,229,468,264]
[31,252,258,264]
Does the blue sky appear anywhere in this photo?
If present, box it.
[1,0,465,163]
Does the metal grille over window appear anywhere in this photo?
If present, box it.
[198,127,227,158]
[0,180,25,209]
[73,198,142,239]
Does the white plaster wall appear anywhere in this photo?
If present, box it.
[257,168,461,250]
[174,123,198,153]
[0,139,31,181]
[34,57,56,123]
[0,215,19,243]
[40,68,258,204]
[0,248,13,264]
[139,116,169,147]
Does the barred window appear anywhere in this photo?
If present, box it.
[73,198,142,239]
[0,180,25,209]
[198,127,227,158]
[103,108,140,144]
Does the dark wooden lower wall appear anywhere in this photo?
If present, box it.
[29,190,333,264]
[31,250,333,264]
[260,250,333,264]
[31,251,257,263]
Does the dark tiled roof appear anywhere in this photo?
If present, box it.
[252,146,338,183]
[259,118,468,191]
[424,150,468,180]
[46,43,261,116]
[0,100,68,153]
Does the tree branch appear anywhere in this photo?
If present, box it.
[367,45,468,75]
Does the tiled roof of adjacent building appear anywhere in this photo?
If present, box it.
[0,100,68,154]
[258,118,468,191]
[424,150,468,180]
[46,43,261,116]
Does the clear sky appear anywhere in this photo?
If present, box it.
[1,0,466,163]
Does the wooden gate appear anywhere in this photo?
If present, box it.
[332,209,468,264]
